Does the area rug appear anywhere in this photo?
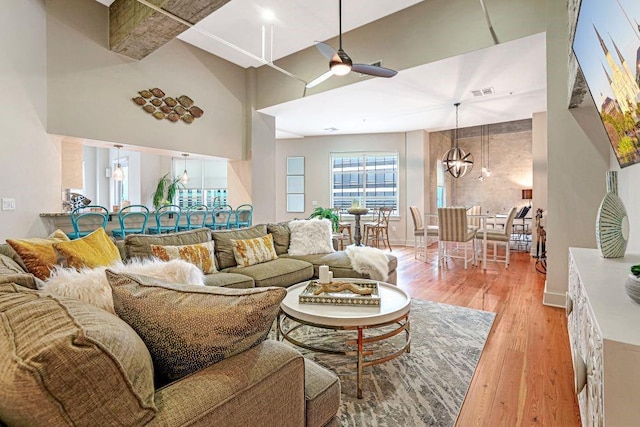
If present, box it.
[274,298,495,427]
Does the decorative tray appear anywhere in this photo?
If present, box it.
[298,281,380,306]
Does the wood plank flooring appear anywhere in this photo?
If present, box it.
[390,246,581,426]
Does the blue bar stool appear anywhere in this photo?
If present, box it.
[68,205,109,240]
[178,204,208,231]
[112,205,150,239]
[147,205,182,234]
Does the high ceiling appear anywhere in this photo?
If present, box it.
[95,0,546,139]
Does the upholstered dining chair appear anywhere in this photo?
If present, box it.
[68,205,109,240]
[476,206,518,267]
[437,207,477,269]
[147,205,182,234]
[178,204,208,231]
[207,205,233,230]
[409,206,438,260]
[467,205,482,229]
[112,205,149,239]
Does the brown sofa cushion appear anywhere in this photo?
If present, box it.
[0,255,42,290]
[202,272,255,288]
[211,224,268,269]
[124,228,211,260]
[0,283,157,426]
[287,251,398,282]
[267,222,291,255]
[5,230,70,280]
[304,359,341,427]
[106,270,286,382]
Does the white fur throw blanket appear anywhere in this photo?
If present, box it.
[345,246,389,282]
[43,258,205,314]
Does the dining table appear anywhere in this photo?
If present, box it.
[425,212,494,270]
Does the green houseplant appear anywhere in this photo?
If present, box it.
[152,173,183,210]
[309,207,340,232]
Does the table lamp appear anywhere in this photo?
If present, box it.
[522,189,533,207]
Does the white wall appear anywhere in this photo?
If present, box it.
[46,0,247,160]
[274,132,413,245]
[0,0,61,241]
[531,111,548,255]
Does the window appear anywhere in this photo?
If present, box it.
[436,160,445,208]
[172,158,228,208]
[331,153,399,214]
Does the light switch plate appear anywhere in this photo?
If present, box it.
[2,198,15,211]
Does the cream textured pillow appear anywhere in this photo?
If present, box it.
[231,234,278,267]
[44,258,204,314]
[53,228,122,270]
[150,240,217,274]
[105,270,286,382]
[287,218,335,256]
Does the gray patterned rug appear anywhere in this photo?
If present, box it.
[275,299,495,427]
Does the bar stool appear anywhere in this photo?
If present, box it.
[178,204,208,231]
[68,205,109,240]
[147,205,182,234]
[112,205,149,239]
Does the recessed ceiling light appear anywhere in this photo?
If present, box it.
[261,9,276,22]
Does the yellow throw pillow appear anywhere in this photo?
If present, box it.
[231,234,278,267]
[150,241,217,274]
[53,228,122,270]
[6,229,71,280]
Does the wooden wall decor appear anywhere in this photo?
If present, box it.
[131,88,204,124]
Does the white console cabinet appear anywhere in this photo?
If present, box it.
[568,248,640,426]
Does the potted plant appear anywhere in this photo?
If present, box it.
[152,173,183,210]
[624,264,640,304]
[309,207,340,232]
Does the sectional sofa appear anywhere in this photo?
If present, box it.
[0,221,398,426]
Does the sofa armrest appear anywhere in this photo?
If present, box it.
[148,340,305,427]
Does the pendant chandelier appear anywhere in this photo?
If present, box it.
[112,144,124,182]
[478,125,492,181]
[442,103,474,178]
[180,153,190,184]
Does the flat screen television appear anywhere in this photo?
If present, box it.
[572,0,640,167]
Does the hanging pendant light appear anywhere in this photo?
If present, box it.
[478,125,485,182]
[180,153,190,184]
[482,124,492,177]
[112,144,124,181]
[442,103,474,178]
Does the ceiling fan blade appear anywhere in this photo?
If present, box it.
[315,42,338,61]
[306,70,334,89]
[351,63,398,78]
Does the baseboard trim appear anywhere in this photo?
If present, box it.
[543,280,566,308]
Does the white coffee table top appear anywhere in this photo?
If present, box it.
[281,279,411,327]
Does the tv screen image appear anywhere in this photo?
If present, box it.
[573,0,640,167]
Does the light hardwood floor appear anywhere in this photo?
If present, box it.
[390,245,581,426]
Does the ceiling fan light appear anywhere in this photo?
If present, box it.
[331,62,351,76]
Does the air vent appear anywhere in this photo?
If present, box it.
[324,127,339,132]
[472,87,495,97]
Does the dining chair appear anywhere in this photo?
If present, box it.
[467,205,482,230]
[234,204,253,229]
[178,204,208,231]
[364,207,393,251]
[437,207,477,269]
[476,206,518,267]
[112,205,149,239]
[68,205,109,240]
[332,207,353,246]
[409,206,438,260]
[207,205,233,230]
[147,205,182,234]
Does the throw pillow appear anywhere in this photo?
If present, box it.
[0,283,157,426]
[231,234,278,267]
[267,222,291,255]
[288,218,335,256]
[105,270,286,382]
[150,241,217,274]
[44,258,205,314]
[211,224,268,269]
[53,228,122,270]
[6,229,70,280]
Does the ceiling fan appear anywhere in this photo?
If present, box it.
[305,0,398,89]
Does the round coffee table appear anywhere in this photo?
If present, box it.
[278,279,411,398]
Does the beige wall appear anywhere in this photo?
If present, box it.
[255,0,546,109]
[531,112,548,256]
[544,0,611,306]
[0,0,61,241]
[46,0,247,160]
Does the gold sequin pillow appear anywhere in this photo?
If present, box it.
[6,229,71,280]
[53,228,122,270]
[150,241,217,274]
[105,270,286,382]
[230,234,278,267]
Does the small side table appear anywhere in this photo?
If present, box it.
[347,208,369,246]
